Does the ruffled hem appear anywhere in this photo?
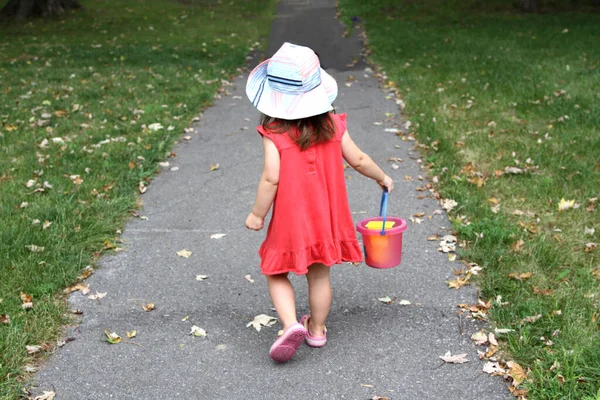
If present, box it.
[259,239,363,276]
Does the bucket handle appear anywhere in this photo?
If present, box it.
[379,188,388,236]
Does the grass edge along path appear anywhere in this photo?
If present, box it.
[337,1,600,399]
[0,1,276,398]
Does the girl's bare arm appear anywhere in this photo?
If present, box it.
[246,137,280,230]
[341,131,393,192]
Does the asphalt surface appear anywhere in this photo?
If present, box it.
[31,0,509,398]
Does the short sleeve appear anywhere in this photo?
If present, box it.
[256,125,287,151]
[332,113,347,141]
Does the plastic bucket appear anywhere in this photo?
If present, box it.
[356,190,407,269]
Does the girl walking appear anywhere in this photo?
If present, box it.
[245,42,393,363]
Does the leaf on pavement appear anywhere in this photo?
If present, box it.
[196,275,209,281]
[244,274,255,283]
[210,163,220,171]
[87,292,107,300]
[126,330,137,339]
[190,325,207,337]
[448,273,471,289]
[209,233,226,239]
[142,303,155,312]
[176,249,192,258]
[378,296,396,304]
[440,351,468,364]
[33,391,56,400]
[246,314,277,332]
[483,361,506,375]
[471,330,488,345]
[104,330,121,344]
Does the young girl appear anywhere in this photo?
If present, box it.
[245,42,393,363]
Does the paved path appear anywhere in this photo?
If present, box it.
[32,1,508,398]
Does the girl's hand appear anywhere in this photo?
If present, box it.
[377,174,394,193]
[245,212,264,231]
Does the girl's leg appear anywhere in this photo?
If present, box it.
[266,273,297,330]
[305,263,331,337]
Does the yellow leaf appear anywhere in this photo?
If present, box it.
[176,249,192,258]
[142,303,155,312]
[210,163,220,171]
[558,198,576,211]
[126,330,137,339]
[104,329,121,344]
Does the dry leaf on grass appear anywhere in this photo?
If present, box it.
[441,199,458,212]
[521,314,542,324]
[440,351,468,364]
[0,314,10,324]
[558,198,578,211]
[247,314,277,332]
[508,272,533,281]
[176,249,192,258]
[26,345,43,354]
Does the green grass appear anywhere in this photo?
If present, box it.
[0,0,275,398]
[338,1,599,398]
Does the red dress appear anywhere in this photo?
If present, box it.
[257,113,363,275]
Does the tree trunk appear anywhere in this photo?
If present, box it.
[1,0,82,20]
[520,0,538,12]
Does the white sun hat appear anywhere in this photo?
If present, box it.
[246,42,338,120]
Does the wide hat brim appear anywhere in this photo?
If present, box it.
[246,58,338,120]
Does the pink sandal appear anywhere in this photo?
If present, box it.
[269,323,306,362]
[300,315,327,348]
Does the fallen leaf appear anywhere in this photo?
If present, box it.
[190,325,207,337]
[176,249,192,258]
[471,330,488,345]
[42,220,52,230]
[494,328,515,334]
[512,239,525,252]
[0,314,10,324]
[413,212,425,218]
[25,244,45,253]
[209,233,227,239]
[63,283,90,294]
[508,272,533,281]
[507,361,528,385]
[26,345,43,354]
[23,365,37,373]
[148,123,163,131]
[585,242,597,253]
[378,296,395,304]
[360,383,374,388]
[195,275,209,281]
[104,329,121,344]
[448,254,457,261]
[142,303,155,312]
[558,198,576,211]
[440,351,468,364]
[87,292,107,300]
[483,361,506,375]
[398,299,411,305]
[34,391,56,400]
[126,330,137,339]
[521,314,542,324]
[448,273,471,289]
[245,274,255,283]
[585,227,595,236]
[210,163,220,171]
[247,314,277,332]
[138,181,147,194]
[182,315,190,321]
[441,199,458,212]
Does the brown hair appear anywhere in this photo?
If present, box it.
[260,112,336,151]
